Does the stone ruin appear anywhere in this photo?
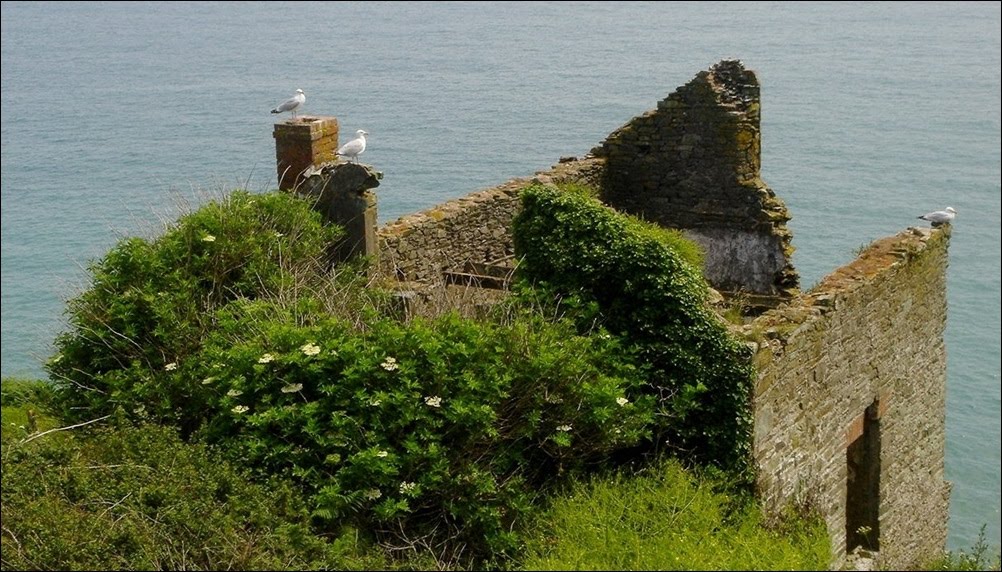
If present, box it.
[272,60,951,570]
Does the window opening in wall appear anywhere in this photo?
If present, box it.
[846,399,881,553]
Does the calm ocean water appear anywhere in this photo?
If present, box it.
[2,1,998,552]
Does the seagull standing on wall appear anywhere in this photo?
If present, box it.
[337,130,368,163]
[271,89,305,118]
[917,207,957,227]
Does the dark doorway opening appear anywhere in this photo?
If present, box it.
[846,399,881,553]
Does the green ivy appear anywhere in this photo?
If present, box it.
[512,183,754,476]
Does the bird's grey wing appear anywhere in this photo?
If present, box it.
[275,97,298,112]
[338,141,361,154]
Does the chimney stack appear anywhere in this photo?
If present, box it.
[273,116,339,190]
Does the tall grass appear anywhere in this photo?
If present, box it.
[0,411,396,571]
[521,457,830,571]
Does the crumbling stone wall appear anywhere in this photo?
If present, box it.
[374,157,604,286]
[375,179,524,286]
[593,60,798,298]
[748,227,951,570]
[374,61,796,301]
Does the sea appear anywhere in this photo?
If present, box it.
[2,1,998,553]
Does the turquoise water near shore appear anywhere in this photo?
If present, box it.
[2,1,998,552]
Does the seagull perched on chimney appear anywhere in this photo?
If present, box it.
[917,207,957,227]
[271,89,305,118]
[337,130,368,163]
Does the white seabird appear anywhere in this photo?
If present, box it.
[337,130,368,163]
[271,89,305,117]
[917,207,957,227]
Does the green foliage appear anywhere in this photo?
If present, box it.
[0,421,395,571]
[34,182,803,567]
[188,300,653,565]
[520,457,831,571]
[47,190,341,433]
[1,378,59,439]
[922,526,1001,571]
[512,183,755,475]
[41,186,663,564]
[0,377,55,409]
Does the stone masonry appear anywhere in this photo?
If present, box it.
[297,162,382,266]
[273,116,340,191]
[749,227,951,570]
[373,157,604,303]
[367,62,798,305]
[593,60,799,299]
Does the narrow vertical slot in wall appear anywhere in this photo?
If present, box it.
[846,399,881,553]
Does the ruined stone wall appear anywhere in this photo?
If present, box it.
[749,227,951,570]
[375,179,524,285]
[593,60,798,298]
[353,60,949,569]
[374,157,605,286]
[374,61,797,301]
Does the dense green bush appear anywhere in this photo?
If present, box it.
[512,183,754,475]
[40,187,666,565]
[185,299,654,564]
[521,457,830,571]
[47,190,341,433]
[0,422,391,571]
[38,183,763,566]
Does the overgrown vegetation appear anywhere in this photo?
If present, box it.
[1,377,58,436]
[187,301,654,564]
[512,183,755,476]
[522,457,831,571]
[35,186,676,565]
[1,408,397,571]
[48,190,342,435]
[0,184,859,569]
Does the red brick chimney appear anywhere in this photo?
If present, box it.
[273,116,339,190]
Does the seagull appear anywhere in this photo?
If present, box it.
[337,130,368,163]
[271,89,305,118]
[917,206,957,227]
